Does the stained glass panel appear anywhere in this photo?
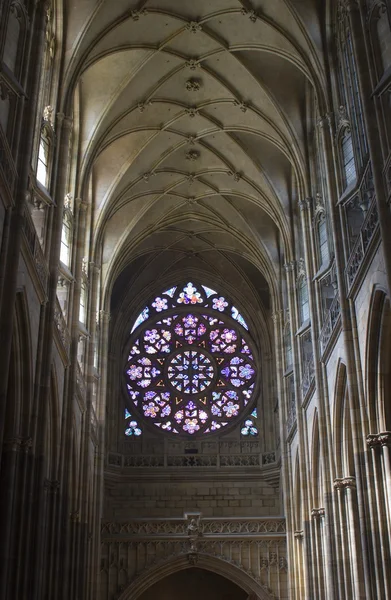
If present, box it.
[125,282,257,436]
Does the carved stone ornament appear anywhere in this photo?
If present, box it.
[187,135,196,145]
[185,58,202,70]
[44,479,60,493]
[131,8,148,21]
[185,173,196,184]
[367,432,391,448]
[187,196,198,205]
[143,171,155,182]
[233,100,248,113]
[185,107,199,118]
[271,310,283,324]
[296,258,306,279]
[294,530,304,540]
[185,150,200,161]
[313,192,325,218]
[311,508,325,519]
[284,260,296,273]
[337,105,350,129]
[334,476,356,490]
[186,79,201,92]
[70,510,80,523]
[43,105,54,124]
[241,7,259,22]
[64,193,73,210]
[227,170,241,182]
[186,21,202,33]
[137,101,152,113]
[299,197,311,212]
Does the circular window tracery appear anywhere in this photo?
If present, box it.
[125,282,257,436]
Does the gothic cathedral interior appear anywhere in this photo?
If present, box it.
[0,0,390,598]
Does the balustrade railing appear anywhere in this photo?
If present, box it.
[54,297,70,352]
[346,198,379,290]
[319,295,341,355]
[108,448,276,469]
[22,207,49,291]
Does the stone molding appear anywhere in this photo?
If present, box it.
[334,476,356,490]
[311,508,325,519]
[3,436,33,453]
[102,517,286,538]
[367,432,391,448]
[102,516,286,600]
[44,478,60,493]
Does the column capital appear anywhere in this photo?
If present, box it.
[70,510,80,523]
[271,309,283,324]
[284,260,296,273]
[342,0,360,13]
[311,508,325,519]
[366,433,381,448]
[334,476,356,490]
[89,262,101,274]
[3,436,33,453]
[294,530,304,540]
[379,431,391,447]
[100,310,111,323]
[44,479,60,493]
[56,113,73,129]
[299,198,312,212]
[76,198,88,212]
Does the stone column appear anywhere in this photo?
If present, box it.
[318,114,372,600]
[0,0,49,463]
[272,308,296,600]
[333,478,351,598]
[293,530,305,599]
[282,261,313,598]
[366,433,391,599]
[311,509,326,600]
[0,436,32,598]
[91,308,111,599]
[299,197,337,600]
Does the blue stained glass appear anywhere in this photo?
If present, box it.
[131,307,149,333]
[202,285,217,298]
[231,307,248,330]
[125,409,142,436]
[251,408,257,418]
[163,287,177,298]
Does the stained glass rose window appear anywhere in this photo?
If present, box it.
[125,282,257,436]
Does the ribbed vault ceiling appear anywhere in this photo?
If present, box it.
[62,0,326,316]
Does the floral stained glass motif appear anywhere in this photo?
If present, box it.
[125,408,142,437]
[241,408,258,437]
[125,282,257,437]
[130,282,249,333]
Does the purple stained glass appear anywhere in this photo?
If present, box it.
[177,282,203,305]
[152,297,168,312]
[213,297,228,312]
[125,282,257,436]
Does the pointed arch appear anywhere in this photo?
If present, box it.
[118,553,275,600]
[366,286,391,432]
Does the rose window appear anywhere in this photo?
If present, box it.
[125,282,257,436]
